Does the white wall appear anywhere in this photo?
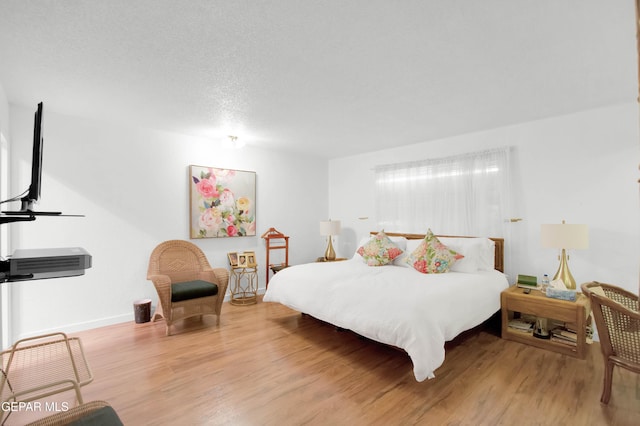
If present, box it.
[328,103,640,295]
[5,101,639,341]
[0,83,11,348]
[6,106,328,342]
[0,84,8,133]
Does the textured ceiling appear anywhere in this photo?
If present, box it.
[0,1,636,158]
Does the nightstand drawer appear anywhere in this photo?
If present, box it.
[506,293,585,323]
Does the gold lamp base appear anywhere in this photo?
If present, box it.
[324,237,336,261]
[553,248,576,290]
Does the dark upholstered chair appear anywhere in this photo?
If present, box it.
[147,240,229,336]
[581,281,640,404]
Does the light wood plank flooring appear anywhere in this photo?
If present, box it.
[7,299,639,425]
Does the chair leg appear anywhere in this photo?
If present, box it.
[600,359,614,404]
[152,303,165,322]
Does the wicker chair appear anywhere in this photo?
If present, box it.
[581,281,640,404]
[147,240,229,336]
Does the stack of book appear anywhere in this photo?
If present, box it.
[550,327,577,346]
[508,319,534,333]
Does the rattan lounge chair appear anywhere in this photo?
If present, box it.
[147,240,229,336]
[581,281,640,404]
[0,332,94,424]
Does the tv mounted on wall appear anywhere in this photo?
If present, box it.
[0,102,92,282]
[22,101,44,212]
[2,102,61,219]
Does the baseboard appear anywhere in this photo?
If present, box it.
[15,289,269,341]
[15,313,133,341]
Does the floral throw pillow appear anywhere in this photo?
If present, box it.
[406,229,464,274]
[357,230,404,266]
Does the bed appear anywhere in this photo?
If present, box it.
[263,231,508,381]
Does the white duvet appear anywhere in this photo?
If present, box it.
[263,258,508,381]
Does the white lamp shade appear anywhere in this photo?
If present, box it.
[319,220,341,236]
[541,223,589,249]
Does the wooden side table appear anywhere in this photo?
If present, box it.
[501,285,591,358]
[315,257,347,262]
[229,266,258,306]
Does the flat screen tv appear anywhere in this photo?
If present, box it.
[22,101,44,212]
[2,102,60,216]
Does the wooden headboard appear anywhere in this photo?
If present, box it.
[371,231,505,273]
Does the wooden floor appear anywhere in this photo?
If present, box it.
[6,298,639,425]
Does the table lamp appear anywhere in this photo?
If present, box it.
[320,220,341,261]
[540,221,589,290]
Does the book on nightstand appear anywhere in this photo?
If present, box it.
[516,274,538,290]
[550,327,577,346]
[508,319,534,333]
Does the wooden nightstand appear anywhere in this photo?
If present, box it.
[315,257,347,262]
[501,285,591,358]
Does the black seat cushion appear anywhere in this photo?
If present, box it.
[69,406,123,426]
[171,280,219,302]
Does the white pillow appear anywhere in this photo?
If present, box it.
[390,236,408,251]
[480,239,496,271]
[438,237,495,271]
[442,241,480,272]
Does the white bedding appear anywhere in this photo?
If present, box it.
[263,258,508,381]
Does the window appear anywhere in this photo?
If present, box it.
[374,147,512,238]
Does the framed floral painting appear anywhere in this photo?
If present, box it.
[189,165,256,238]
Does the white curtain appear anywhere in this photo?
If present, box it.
[374,147,512,238]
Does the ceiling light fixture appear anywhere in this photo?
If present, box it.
[228,135,245,149]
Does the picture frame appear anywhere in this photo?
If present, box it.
[189,165,257,239]
[227,252,238,267]
[243,251,256,267]
[238,253,248,268]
